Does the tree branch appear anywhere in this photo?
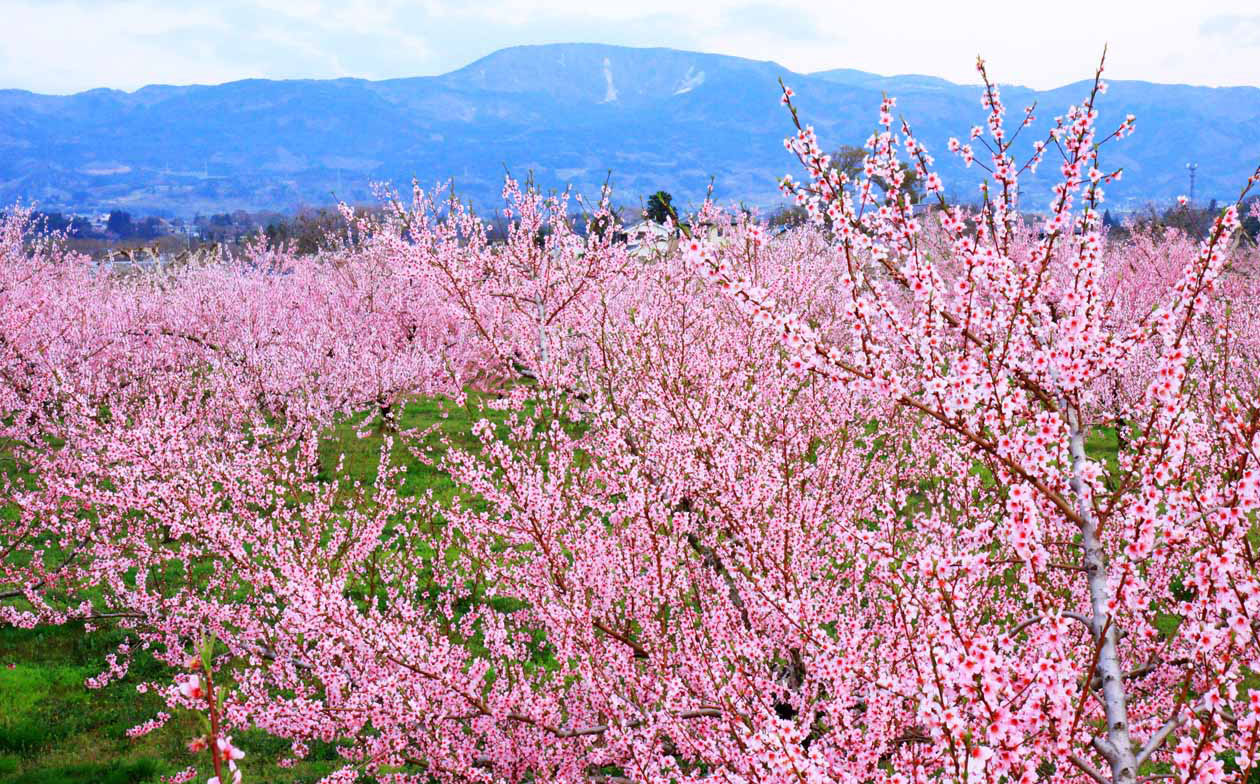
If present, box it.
[1063,612,1095,634]
[1069,753,1112,784]
[1136,703,1187,765]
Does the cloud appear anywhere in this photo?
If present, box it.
[4,0,1260,93]
[1200,14,1260,47]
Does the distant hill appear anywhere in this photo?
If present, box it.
[2,43,1257,216]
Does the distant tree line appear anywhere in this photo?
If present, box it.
[34,211,98,238]
[1113,197,1260,242]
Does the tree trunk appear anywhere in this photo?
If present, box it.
[1069,404,1138,784]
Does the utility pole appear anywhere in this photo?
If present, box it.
[1186,162,1198,205]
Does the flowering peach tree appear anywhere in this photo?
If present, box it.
[688,54,1260,784]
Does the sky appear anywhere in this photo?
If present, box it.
[3,0,1260,94]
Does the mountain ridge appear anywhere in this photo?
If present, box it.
[2,42,1257,216]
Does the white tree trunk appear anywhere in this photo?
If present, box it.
[1068,403,1138,784]
[535,293,549,368]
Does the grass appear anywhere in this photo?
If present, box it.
[0,624,194,783]
[319,393,513,505]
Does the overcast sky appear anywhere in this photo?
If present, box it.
[4,0,1260,94]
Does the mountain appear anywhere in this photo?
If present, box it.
[2,43,1257,217]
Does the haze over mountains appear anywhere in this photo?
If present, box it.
[2,43,1258,217]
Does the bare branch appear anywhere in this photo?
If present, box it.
[1063,612,1095,634]
[1004,611,1095,642]
[549,708,722,738]
[1068,753,1111,784]
[1091,735,1119,765]
[1136,704,1186,765]
[1007,615,1044,638]
[1089,657,1186,692]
